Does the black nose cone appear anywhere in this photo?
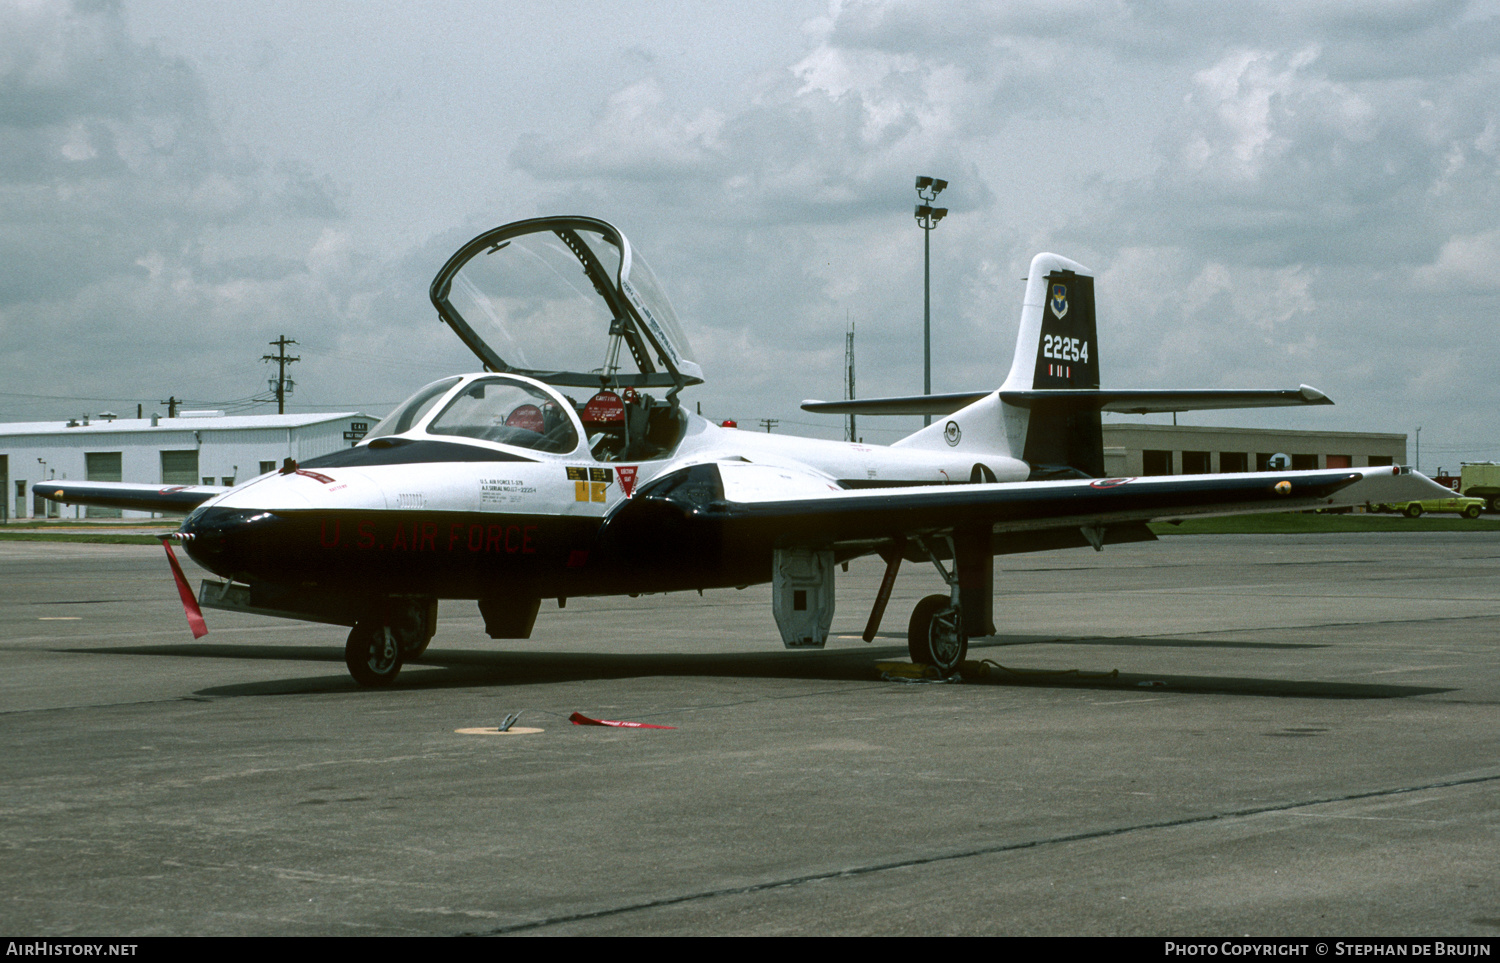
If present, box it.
[180,507,283,581]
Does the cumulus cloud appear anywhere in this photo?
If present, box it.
[0,0,400,420]
[497,0,1500,450]
[5,0,1498,456]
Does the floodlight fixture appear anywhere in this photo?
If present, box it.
[915,175,933,191]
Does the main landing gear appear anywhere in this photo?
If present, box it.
[344,600,437,687]
[908,593,967,674]
[864,533,990,677]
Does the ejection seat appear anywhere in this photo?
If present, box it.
[581,388,686,462]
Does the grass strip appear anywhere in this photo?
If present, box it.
[0,532,166,545]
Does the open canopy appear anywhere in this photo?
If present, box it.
[429,216,703,394]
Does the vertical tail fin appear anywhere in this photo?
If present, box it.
[1000,253,1104,478]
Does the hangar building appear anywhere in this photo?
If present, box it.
[1,411,372,521]
[1101,423,1406,477]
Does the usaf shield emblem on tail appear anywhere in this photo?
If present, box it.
[1050,283,1068,319]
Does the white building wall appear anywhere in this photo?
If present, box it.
[0,413,371,520]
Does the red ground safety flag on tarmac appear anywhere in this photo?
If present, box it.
[160,538,208,639]
[569,711,675,730]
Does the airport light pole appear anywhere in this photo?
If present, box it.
[915,176,948,426]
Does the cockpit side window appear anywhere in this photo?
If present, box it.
[427,378,581,454]
[365,377,463,441]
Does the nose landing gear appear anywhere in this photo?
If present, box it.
[344,599,438,687]
[346,620,403,686]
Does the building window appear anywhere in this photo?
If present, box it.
[1181,451,1211,474]
[1143,450,1173,475]
[1219,452,1248,473]
[259,461,276,475]
[1369,455,1394,467]
[1327,455,1351,469]
[1291,454,1318,470]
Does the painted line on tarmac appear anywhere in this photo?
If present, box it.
[469,770,1500,935]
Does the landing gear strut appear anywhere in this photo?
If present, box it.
[905,535,979,676]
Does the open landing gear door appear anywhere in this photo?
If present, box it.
[772,548,835,648]
[429,216,704,398]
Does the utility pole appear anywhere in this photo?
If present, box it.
[262,335,300,415]
[159,396,182,418]
[758,418,779,433]
[845,318,857,443]
[914,176,949,427]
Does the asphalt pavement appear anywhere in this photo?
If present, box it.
[1,533,1496,936]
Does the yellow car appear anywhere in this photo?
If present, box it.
[1372,496,1486,519]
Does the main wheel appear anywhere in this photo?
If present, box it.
[907,593,968,675]
[1405,503,1423,518]
[1463,504,1482,519]
[346,620,403,687]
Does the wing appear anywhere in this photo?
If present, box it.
[33,481,229,515]
[604,461,1450,558]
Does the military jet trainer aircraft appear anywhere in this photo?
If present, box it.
[38,216,1445,686]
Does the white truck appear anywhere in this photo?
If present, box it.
[1461,463,1500,513]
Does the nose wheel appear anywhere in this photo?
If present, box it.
[346,621,403,686]
[343,600,438,687]
[908,593,968,675]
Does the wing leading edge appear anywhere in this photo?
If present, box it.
[33,481,229,515]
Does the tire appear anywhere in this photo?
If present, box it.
[1463,505,1481,519]
[403,635,432,661]
[907,593,968,675]
[1405,504,1423,518]
[346,621,403,687]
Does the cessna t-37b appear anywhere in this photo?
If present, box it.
[38,216,1447,686]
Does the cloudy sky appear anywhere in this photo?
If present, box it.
[3,0,1498,465]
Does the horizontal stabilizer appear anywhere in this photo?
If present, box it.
[800,391,990,417]
[1000,385,1332,414]
[34,481,228,515]
[802,386,1330,418]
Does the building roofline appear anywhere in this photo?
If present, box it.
[1100,423,1406,441]
[0,412,371,437]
